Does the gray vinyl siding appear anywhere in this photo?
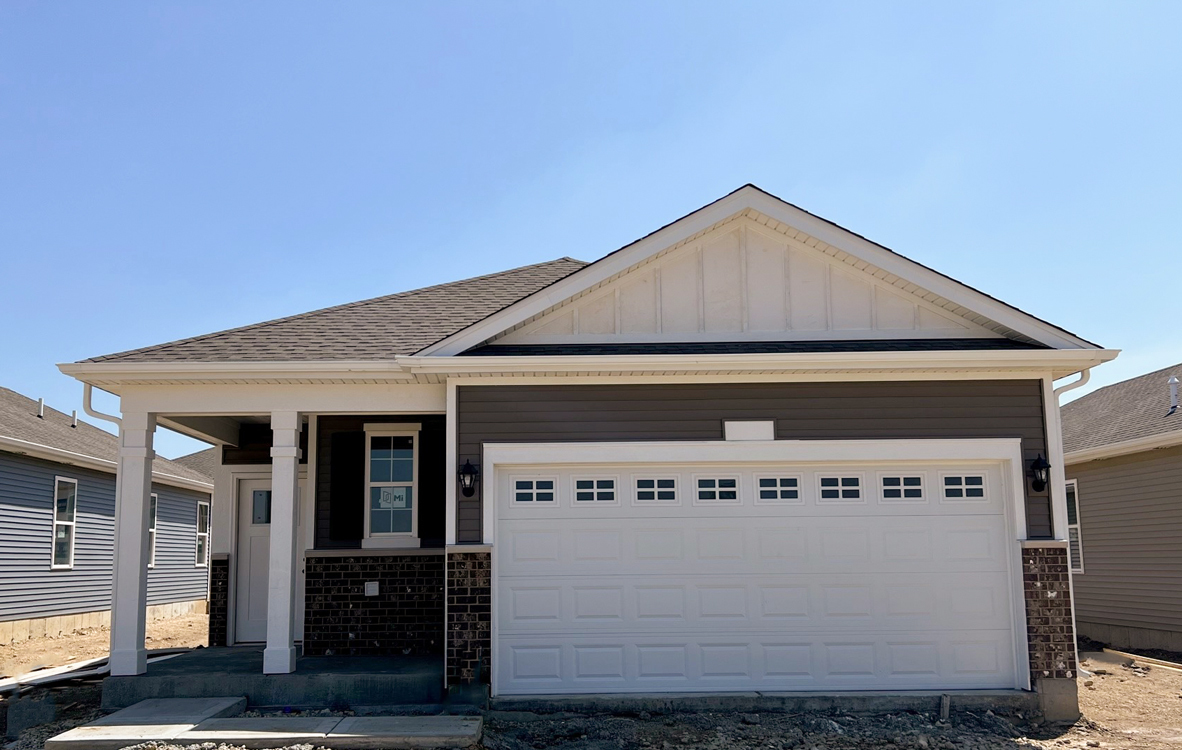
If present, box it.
[457,380,1052,543]
[1067,445,1182,634]
[0,451,210,622]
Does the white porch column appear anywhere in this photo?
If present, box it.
[263,411,302,674]
[109,411,156,676]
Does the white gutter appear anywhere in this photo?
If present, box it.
[1064,429,1182,465]
[1052,368,1091,398]
[0,435,213,493]
[83,383,121,426]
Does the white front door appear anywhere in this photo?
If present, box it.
[236,479,274,643]
[493,453,1022,696]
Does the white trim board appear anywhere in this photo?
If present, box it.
[1064,428,1182,465]
[421,186,1100,355]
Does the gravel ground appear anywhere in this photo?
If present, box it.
[6,651,1181,750]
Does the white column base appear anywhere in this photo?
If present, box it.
[263,645,298,674]
[109,647,147,676]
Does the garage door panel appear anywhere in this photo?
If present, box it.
[499,572,1013,633]
[496,631,1015,694]
[499,516,1011,576]
[495,457,1019,695]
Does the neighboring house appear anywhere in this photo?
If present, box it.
[1061,363,1182,652]
[58,185,1116,715]
[0,386,214,647]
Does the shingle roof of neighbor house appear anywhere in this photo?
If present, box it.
[172,447,219,478]
[1061,362,1182,454]
[85,258,588,363]
[0,387,214,486]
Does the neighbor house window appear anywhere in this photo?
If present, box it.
[364,424,420,542]
[148,494,158,568]
[1065,479,1084,573]
[195,500,209,567]
[51,477,78,569]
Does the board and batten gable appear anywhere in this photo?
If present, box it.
[493,218,1004,346]
[0,450,210,622]
[1067,444,1182,638]
[456,379,1052,543]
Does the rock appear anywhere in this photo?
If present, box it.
[1084,680,1094,687]
[740,714,760,725]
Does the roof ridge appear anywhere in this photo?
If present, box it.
[86,257,586,363]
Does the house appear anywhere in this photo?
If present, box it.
[0,386,213,649]
[1061,363,1182,653]
[57,185,1116,717]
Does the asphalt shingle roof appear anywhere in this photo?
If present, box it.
[1061,362,1182,453]
[0,387,214,486]
[172,447,219,479]
[85,258,587,363]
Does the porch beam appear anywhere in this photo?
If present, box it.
[109,411,156,676]
[263,411,302,674]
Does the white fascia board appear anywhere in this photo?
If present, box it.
[400,348,1119,378]
[0,435,214,494]
[1064,429,1182,465]
[419,185,1099,355]
[57,360,415,392]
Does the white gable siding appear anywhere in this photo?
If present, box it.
[497,221,996,345]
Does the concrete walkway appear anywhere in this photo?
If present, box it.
[45,697,482,750]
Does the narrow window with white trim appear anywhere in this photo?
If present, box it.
[51,477,77,569]
[148,494,158,568]
[195,500,210,567]
[1065,479,1084,573]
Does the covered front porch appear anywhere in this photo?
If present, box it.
[90,380,483,698]
[102,646,444,710]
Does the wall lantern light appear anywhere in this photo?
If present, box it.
[1030,454,1050,493]
[458,459,480,497]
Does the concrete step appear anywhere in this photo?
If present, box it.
[47,713,483,750]
[45,697,246,750]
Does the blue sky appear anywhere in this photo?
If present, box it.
[2,1,1179,458]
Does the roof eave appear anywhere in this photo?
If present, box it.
[1064,428,1182,465]
[0,435,214,493]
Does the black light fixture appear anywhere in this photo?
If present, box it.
[1030,454,1050,493]
[458,459,480,497]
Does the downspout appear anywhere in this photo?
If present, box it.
[82,383,122,427]
[1052,368,1090,399]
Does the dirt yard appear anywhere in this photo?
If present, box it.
[3,645,1181,750]
[0,613,208,681]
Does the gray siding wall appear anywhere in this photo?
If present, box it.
[457,380,1052,542]
[0,451,210,622]
[1067,445,1182,634]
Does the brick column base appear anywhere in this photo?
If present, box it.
[208,555,229,647]
[446,549,491,686]
[1022,541,1080,722]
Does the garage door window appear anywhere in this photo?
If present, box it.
[635,478,677,503]
[755,476,801,503]
[880,475,924,501]
[695,477,739,504]
[942,475,986,500]
[514,479,556,502]
[819,475,862,501]
[574,478,616,503]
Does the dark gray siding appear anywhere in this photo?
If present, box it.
[1067,445,1182,634]
[0,451,210,622]
[457,380,1052,542]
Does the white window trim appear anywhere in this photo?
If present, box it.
[195,499,210,567]
[509,475,559,504]
[1066,479,1084,573]
[148,493,158,568]
[50,476,78,570]
[632,475,679,506]
[877,471,928,504]
[816,473,866,504]
[753,473,805,505]
[692,474,742,506]
[939,472,989,503]
[570,475,620,506]
[362,424,421,549]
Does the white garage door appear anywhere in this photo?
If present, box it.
[493,453,1022,695]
